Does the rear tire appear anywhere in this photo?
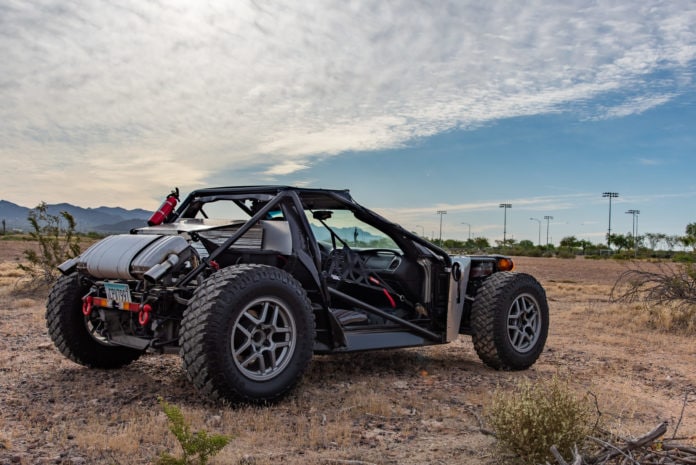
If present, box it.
[180,264,315,404]
[471,272,548,370]
[46,273,144,368]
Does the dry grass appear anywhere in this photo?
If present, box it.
[0,262,28,288]
[0,256,694,464]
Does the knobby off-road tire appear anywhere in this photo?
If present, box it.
[46,273,144,368]
[471,272,549,370]
[180,264,315,404]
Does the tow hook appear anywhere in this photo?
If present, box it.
[138,304,152,326]
[82,295,94,316]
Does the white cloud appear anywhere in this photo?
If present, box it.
[0,0,695,207]
[593,93,677,120]
[263,160,309,176]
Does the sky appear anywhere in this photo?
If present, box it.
[1,0,695,246]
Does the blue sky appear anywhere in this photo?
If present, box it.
[1,1,695,245]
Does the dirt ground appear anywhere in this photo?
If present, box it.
[0,241,694,465]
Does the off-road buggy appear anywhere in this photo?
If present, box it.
[48,186,549,403]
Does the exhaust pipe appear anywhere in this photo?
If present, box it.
[143,254,180,284]
[57,257,79,276]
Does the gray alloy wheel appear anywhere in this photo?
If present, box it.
[180,264,315,403]
[231,296,297,381]
[506,292,543,353]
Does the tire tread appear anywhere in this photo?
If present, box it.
[471,272,548,370]
[180,264,315,403]
[46,273,143,368]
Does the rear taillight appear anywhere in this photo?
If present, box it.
[497,257,514,271]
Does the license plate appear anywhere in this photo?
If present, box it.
[104,282,132,304]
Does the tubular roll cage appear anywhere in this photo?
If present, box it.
[168,186,452,345]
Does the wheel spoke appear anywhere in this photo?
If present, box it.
[509,328,522,347]
[257,302,270,324]
[256,352,266,372]
[241,308,262,325]
[239,349,260,368]
[269,304,280,327]
[523,301,536,317]
[236,324,253,338]
[234,338,253,357]
[508,301,522,319]
[526,311,539,330]
[274,326,291,335]
[267,348,278,368]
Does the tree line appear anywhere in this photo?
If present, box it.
[425,223,696,259]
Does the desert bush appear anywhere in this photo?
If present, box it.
[17,202,81,286]
[672,252,696,263]
[487,376,594,464]
[642,303,696,334]
[611,262,696,335]
[556,249,576,259]
[524,248,543,257]
[156,398,230,465]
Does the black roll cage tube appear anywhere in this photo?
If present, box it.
[172,188,447,343]
[176,190,300,288]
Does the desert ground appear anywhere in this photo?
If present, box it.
[0,240,694,465]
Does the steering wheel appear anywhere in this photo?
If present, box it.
[324,247,371,285]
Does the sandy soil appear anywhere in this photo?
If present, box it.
[0,244,694,465]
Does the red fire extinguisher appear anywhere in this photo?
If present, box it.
[148,188,179,226]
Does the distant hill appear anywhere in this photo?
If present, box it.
[310,224,383,244]
[1,200,390,240]
[0,200,151,234]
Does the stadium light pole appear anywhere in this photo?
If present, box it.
[626,209,640,256]
[461,222,471,240]
[530,218,541,246]
[436,210,447,245]
[544,215,554,247]
[499,203,512,246]
[602,192,619,249]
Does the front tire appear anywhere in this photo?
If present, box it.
[46,273,144,368]
[180,264,315,404]
[471,272,549,370]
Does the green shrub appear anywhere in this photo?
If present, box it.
[17,202,81,285]
[156,398,230,465]
[487,376,594,464]
[672,252,696,263]
[524,248,543,257]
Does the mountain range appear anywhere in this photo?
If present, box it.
[0,200,152,234]
[1,200,386,243]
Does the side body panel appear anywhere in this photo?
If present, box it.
[446,256,472,342]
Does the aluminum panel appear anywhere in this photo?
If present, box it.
[78,234,161,279]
